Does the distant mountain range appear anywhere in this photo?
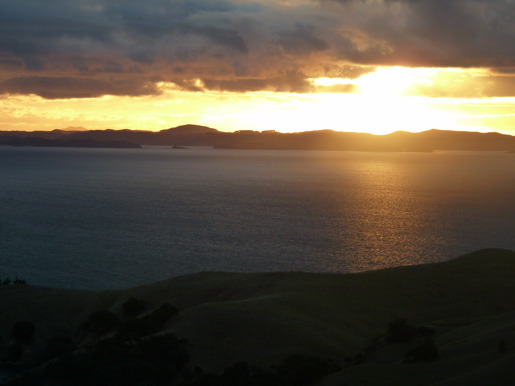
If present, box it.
[1,124,515,152]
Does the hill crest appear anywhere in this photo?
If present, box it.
[159,124,219,134]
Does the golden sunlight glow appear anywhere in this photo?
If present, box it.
[304,68,475,135]
[1,67,515,136]
[355,67,436,97]
[306,93,457,135]
[312,77,353,87]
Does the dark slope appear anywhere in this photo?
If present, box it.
[1,249,514,385]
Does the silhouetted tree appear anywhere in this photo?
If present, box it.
[122,298,146,318]
[11,320,35,345]
[146,302,178,332]
[498,339,507,354]
[80,310,121,335]
[13,276,27,285]
[7,342,24,362]
[386,319,416,343]
[151,302,178,322]
[404,338,440,363]
[273,355,341,386]
[417,326,436,338]
[45,336,76,359]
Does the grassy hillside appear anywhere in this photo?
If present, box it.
[1,248,514,385]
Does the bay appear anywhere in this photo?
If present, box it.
[1,146,514,290]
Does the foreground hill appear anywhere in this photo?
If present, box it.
[1,248,514,385]
[1,126,515,151]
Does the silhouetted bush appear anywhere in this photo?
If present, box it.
[386,319,416,343]
[417,326,435,338]
[1,276,26,286]
[220,362,272,386]
[42,333,190,386]
[45,336,76,359]
[114,303,179,341]
[80,310,121,335]
[7,342,24,362]
[11,320,35,345]
[190,362,274,386]
[404,338,440,363]
[187,354,342,386]
[115,317,152,341]
[13,276,27,285]
[137,334,190,383]
[122,298,146,318]
[151,302,178,324]
[142,302,178,334]
[498,339,507,354]
[273,355,342,386]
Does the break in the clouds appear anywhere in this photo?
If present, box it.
[0,0,514,98]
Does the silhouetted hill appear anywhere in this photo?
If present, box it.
[159,124,219,135]
[1,126,515,151]
[210,129,515,151]
[386,129,515,151]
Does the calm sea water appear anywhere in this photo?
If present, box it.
[1,146,514,290]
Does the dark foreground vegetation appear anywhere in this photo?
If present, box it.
[0,278,26,286]
[1,298,445,386]
[1,298,343,386]
[1,249,514,385]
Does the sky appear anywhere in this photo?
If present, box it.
[1,0,515,135]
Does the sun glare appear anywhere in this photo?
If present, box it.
[355,67,436,96]
[1,67,513,136]
[308,93,452,135]
[302,68,461,135]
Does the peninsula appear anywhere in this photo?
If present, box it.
[2,125,515,152]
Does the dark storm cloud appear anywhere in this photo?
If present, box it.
[0,76,161,99]
[201,71,315,93]
[0,0,514,98]
[277,24,329,55]
[492,68,515,75]
[323,0,515,67]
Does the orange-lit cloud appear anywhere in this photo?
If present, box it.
[1,0,514,98]
[1,0,515,135]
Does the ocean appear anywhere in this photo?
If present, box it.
[1,146,514,290]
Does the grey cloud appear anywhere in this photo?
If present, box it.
[0,76,161,99]
[324,0,515,67]
[200,78,268,93]
[0,58,23,71]
[491,68,515,75]
[405,74,515,98]
[307,64,375,79]
[200,27,248,54]
[200,71,314,93]
[0,0,514,98]
[171,79,204,92]
[277,23,329,54]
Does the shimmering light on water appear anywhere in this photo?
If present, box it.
[0,147,514,289]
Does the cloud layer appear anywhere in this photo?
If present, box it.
[1,0,514,98]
